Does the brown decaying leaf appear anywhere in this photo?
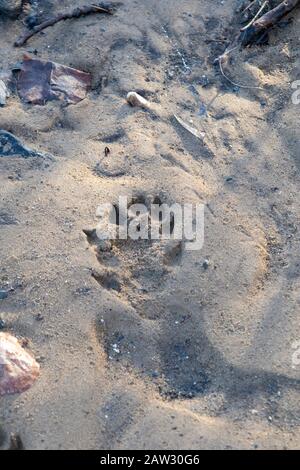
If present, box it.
[17,56,92,105]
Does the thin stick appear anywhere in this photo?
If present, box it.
[218,54,263,90]
[241,0,260,14]
[15,4,115,47]
[240,0,300,46]
[241,0,269,31]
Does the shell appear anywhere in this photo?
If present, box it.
[0,333,40,396]
[126,92,151,110]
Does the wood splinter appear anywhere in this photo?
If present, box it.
[15,4,116,47]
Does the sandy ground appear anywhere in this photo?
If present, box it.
[0,0,300,450]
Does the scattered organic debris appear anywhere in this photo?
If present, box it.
[174,115,205,140]
[15,3,116,47]
[0,80,9,106]
[0,130,52,159]
[240,0,300,46]
[0,333,40,396]
[216,48,264,90]
[126,92,206,142]
[216,0,299,89]
[17,56,92,105]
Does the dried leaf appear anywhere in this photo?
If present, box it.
[17,56,91,105]
[0,333,40,396]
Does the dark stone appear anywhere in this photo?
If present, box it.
[0,130,52,159]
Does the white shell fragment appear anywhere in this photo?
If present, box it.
[0,80,9,106]
[126,91,152,110]
[0,333,40,396]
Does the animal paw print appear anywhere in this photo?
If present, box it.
[84,192,183,318]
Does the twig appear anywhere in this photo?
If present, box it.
[218,52,263,90]
[241,0,260,15]
[15,4,115,47]
[241,0,269,31]
[216,0,299,89]
[240,0,300,46]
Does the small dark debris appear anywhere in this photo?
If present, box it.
[198,102,207,117]
[0,290,8,300]
[0,212,18,226]
[203,259,210,270]
[198,75,210,87]
[225,176,234,184]
[74,287,92,296]
[9,433,24,451]
[151,370,160,378]
[35,313,44,322]
[100,129,125,143]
